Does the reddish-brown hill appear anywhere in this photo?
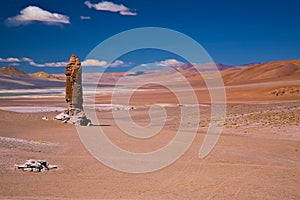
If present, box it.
[0,66,32,78]
[31,71,59,80]
[222,59,300,85]
[0,67,64,89]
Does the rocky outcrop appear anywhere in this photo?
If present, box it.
[65,55,83,110]
[55,55,91,126]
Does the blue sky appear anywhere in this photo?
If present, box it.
[0,0,300,73]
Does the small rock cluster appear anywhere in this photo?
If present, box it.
[15,159,57,172]
[55,108,91,126]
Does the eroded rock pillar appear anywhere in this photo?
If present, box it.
[65,55,83,110]
[55,54,91,126]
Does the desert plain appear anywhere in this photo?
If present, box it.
[0,59,300,199]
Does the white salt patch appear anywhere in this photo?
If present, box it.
[92,104,134,111]
[0,136,58,147]
[0,106,64,113]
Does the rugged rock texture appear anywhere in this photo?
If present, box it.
[65,55,83,110]
[55,55,91,126]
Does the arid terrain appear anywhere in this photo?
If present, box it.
[0,59,300,199]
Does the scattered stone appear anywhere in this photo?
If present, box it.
[129,106,136,111]
[42,116,48,120]
[15,159,57,172]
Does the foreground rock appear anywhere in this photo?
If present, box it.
[15,159,57,172]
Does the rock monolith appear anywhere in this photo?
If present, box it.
[55,55,91,126]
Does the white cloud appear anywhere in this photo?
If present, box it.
[21,57,33,62]
[120,10,137,16]
[6,6,70,26]
[0,57,38,64]
[0,56,132,69]
[82,59,108,67]
[0,56,67,67]
[140,64,148,67]
[137,59,183,70]
[155,59,183,67]
[80,16,91,20]
[84,1,137,16]
[7,57,20,62]
[109,60,124,67]
[109,60,134,68]
[29,61,68,67]
[11,63,21,66]
[0,57,21,62]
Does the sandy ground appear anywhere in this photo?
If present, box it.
[0,77,300,199]
[0,105,299,199]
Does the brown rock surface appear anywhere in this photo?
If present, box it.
[55,55,90,126]
[65,55,83,110]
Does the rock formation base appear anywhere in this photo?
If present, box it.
[55,108,91,126]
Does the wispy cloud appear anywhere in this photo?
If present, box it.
[109,60,133,67]
[84,1,137,16]
[109,60,124,67]
[6,6,70,26]
[0,57,110,68]
[29,61,68,67]
[80,16,91,20]
[0,57,34,63]
[21,57,33,62]
[0,57,20,62]
[155,59,183,67]
[82,59,108,67]
[1,57,132,68]
[137,59,184,70]
[10,63,21,66]
[0,57,67,67]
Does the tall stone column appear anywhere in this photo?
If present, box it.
[55,55,91,126]
[65,55,83,110]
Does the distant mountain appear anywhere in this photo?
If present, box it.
[222,59,300,85]
[170,62,233,73]
[31,71,59,80]
[121,59,300,89]
[1,58,299,90]
[0,67,60,80]
[0,66,32,78]
[0,66,64,89]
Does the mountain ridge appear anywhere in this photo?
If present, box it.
[0,58,299,89]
